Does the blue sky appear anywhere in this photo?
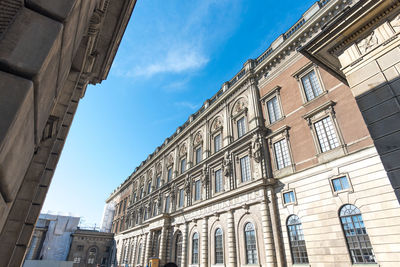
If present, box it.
[42,0,317,227]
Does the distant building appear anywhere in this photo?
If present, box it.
[106,1,400,267]
[67,229,114,267]
[24,214,113,267]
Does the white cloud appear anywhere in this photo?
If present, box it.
[131,46,209,78]
[174,101,200,110]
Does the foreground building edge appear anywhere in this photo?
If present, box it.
[0,0,137,266]
[106,1,400,267]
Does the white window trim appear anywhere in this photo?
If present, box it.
[293,63,326,105]
[302,101,347,160]
[267,125,295,177]
[213,168,224,195]
[282,189,297,207]
[329,173,354,196]
[261,86,285,125]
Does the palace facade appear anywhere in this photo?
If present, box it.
[106,1,400,267]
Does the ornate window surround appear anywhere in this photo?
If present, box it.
[302,100,347,162]
[210,116,223,154]
[292,62,327,105]
[231,98,249,140]
[267,125,295,177]
[260,85,285,125]
[328,173,354,196]
[281,189,297,207]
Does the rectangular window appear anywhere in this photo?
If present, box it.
[240,156,251,182]
[214,134,221,152]
[147,182,152,194]
[194,180,201,201]
[301,70,323,101]
[237,117,246,138]
[74,257,81,263]
[267,96,282,123]
[156,176,161,189]
[195,147,202,164]
[123,198,127,211]
[133,193,136,203]
[332,176,350,192]
[165,196,170,213]
[180,158,186,174]
[179,189,184,208]
[140,187,144,199]
[283,191,295,204]
[167,168,173,182]
[215,169,223,193]
[314,116,339,153]
[273,139,291,170]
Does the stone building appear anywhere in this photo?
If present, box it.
[106,1,400,267]
[0,0,137,266]
[67,229,114,267]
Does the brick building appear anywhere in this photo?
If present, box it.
[106,1,400,267]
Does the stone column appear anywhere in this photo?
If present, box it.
[261,198,276,266]
[201,217,209,267]
[181,223,188,267]
[227,210,237,267]
[141,234,147,265]
[159,227,167,265]
[268,187,284,267]
[144,231,153,265]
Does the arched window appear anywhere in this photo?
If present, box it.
[244,222,257,264]
[87,247,97,264]
[215,228,224,264]
[136,242,142,264]
[339,204,376,263]
[175,231,183,266]
[287,215,309,264]
[192,232,199,264]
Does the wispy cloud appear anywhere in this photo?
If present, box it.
[130,46,209,78]
[174,101,200,110]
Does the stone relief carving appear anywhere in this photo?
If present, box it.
[357,31,379,54]
[222,151,232,177]
[184,175,191,194]
[179,144,187,157]
[212,116,223,131]
[232,98,247,116]
[156,162,162,174]
[193,131,203,146]
[251,133,262,163]
[201,165,209,187]
[167,153,174,167]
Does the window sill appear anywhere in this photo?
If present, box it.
[293,265,310,267]
[268,115,286,126]
[316,145,347,164]
[352,264,379,267]
[211,264,225,267]
[241,264,261,267]
[273,164,295,178]
[302,90,328,107]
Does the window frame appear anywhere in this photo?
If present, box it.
[303,101,347,160]
[195,146,202,165]
[293,63,326,104]
[261,86,285,125]
[192,232,200,264]
[244,222,258,264]
[180,158,187,174]
[213,133,222,153]
[236,116,247,138]
[239,155,252,183]
[339,204,376,264]
[167,167,173,182]
[286,214,309,264]
[178,188,185,208]
[214,169,223,194]
[282,189,297,207]
[329,174,353,196]
[267,125,295,177]
[214,228,224,264]
[194,179,201,202]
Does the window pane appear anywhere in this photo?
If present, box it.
[267,96,282,123]
[284,191,295,204]
[287,215,309,264]
[179,189,184,208]
[215,169,223,193]
[339,204,376,263]
[314,117,339,152]
[215,228,224,264]
[273,139,291,170]
[168,168,173,182]
[244,223,258,264]
[214,134,221,152]
[301,70,322,101]
[192,233,199,264]
[237,117,246,138]
[156,177,161,189]
[195,180,201,201]
[240,156,251,182]
[165,196,170,213]
[196,147,202,164]
[181,159,186,174]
